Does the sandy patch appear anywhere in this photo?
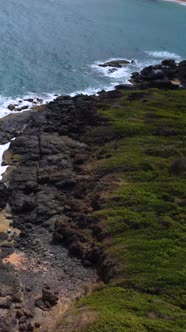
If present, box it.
[171,79,181,86]
[3,251,48,272]
[3,252,27,269]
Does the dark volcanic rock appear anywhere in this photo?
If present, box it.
[0,181,8,209]
[161,59,176,67]
[42,288,59,306]
[9,135,40,163]
[8,104,16,111]
[5,94,103,231]
[132,59,186,88]
[99,59,132,68]
[179,60,186,69]
[0,111,32,144]
[140,67,166,81]
[0,232,9,241]
[35,288,59,310]
[171,158,186,175]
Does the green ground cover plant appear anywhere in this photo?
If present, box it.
[54,88,186,332]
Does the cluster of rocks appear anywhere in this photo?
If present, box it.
[16,309,35,332]
[7,98,44,113]
[131,59,186,88]
[8,104,29,112]
[35,287,59,310]
[99,59,135,74]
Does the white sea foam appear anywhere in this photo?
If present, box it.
[90,51,182,89]
[90,58,137,88]
[145,51,182,60]
[70,84,119,97]
[70,87,105,97]
[90,57,160,87]
[0,51,183,121]
[0,93,56,120]
[164,0,186,6]
[71,51,183,96]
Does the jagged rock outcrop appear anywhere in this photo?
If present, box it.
[4,95,107,268]
[131,59,186,88]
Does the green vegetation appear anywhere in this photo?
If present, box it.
[55,89,186,331]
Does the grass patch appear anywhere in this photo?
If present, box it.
[55,89,186,331]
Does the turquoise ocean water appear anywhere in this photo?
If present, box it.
[0,0,186,112]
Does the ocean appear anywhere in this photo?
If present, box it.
[0,0,186,115]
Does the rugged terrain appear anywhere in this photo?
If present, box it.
[0,59,186,331]
[0,95,102,331]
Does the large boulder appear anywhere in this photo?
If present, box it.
[161,59,176,68]
[7,104,16,111]
[140,67,165,81]
[99,59,131,68]
[171,158,186,175]
[178,60,186,68]
[0,111,32,144]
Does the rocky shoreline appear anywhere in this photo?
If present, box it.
[131,59,186,88]
[0,94,101,332]
[0,58,186,331]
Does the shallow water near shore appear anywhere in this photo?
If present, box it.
[0,0,186,113]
